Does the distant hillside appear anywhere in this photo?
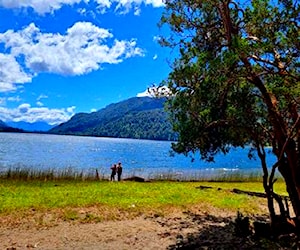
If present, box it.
[0,120,25,133]
[49,97,177,141]
[7,121,54,132]
[0,120,7,128]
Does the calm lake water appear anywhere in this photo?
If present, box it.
[0,133,276,180]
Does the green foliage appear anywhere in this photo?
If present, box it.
[160,0,299,161]
[49,97,177,141]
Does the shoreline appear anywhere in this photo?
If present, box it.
[0,166,281,182]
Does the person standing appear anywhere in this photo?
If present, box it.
[117,162,123,181]
[110,164,117,181]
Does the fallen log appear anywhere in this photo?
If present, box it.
[196,185,213,190]
[231,188,267,198]
[123,176,146,182]
[231,188,289,200]
[196,186,289,200]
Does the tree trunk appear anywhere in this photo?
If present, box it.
[279,152,300,230]
[218,0,300,233]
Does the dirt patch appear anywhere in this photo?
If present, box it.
[0,208,268,250]
[0,206,296,250]
[2,217,171,250]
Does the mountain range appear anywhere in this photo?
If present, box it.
[0,120,24,132]
[6,121,55,132]
[1,97,177,141]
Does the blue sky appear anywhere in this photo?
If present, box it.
[0,0,171,125]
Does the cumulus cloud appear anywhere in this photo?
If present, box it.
[18,103,31,113]
[0,103,76,125]
[0,53,32,92]
[0,22,144,75]
[97,0,164,14]
[0,0,83,14]
[0,0,164,14]
[0,22,144,92]
[137,85,171,97]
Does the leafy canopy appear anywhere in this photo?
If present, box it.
[160,0,299,161]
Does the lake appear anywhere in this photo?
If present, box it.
[0,132,277,180]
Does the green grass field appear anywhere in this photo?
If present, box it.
[0,179,288,223]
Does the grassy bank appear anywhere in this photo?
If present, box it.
[0,179,288,224]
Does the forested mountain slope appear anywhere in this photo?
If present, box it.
[49,97,176,141]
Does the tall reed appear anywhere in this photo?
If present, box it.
[0,167,106,181]
[0,166,283,182]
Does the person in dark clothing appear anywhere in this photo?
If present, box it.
[110,164,117,181]
[117,162,123,181]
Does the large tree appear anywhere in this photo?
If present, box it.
[160,0,300,232]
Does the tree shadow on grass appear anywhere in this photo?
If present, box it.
[166,212,297,250]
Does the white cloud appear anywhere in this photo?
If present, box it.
[0,0,83,14]
[0,103,76,125]
[0,22,144,75]
[137,85,171,97]
[36,101,44,107]
[90,108,97,112]
[0,53,32,92]
[37,94,48,101]
[153,54,158,60]
[0,22,144,92]
[95,0,112,9]
[0,98,5,105]
[153,35,161,42]
[137,89,151,97]
[67,106,76,113]
[134,6,141,15]
[110,0,164,14]
[18,103,31,113]
[36,94,47,106]
[145,0,164,7]
[0,96,22,106]
[0,0,164,14]
[7,96,22,102]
